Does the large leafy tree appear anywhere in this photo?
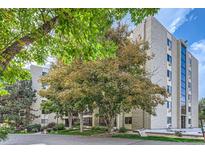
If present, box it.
[0,80,37,128]
[39,62,79,129]
[40,61,94,132]
[0,8,158,95]
[39,26,167,133]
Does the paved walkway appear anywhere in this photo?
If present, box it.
[0,134,204,145]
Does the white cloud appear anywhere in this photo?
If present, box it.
[190,40,205,54]
[190,40,205,99]
[155,8,193,33]
[188,14,198,22]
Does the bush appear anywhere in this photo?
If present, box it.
[15,130,27,134]
[119,127,128,133]
[8,126,16,134]
[174,131,182,137]
[0,126,9,141]
[46,122,56,129]
[26,124,41,133]
[54,124,65,131]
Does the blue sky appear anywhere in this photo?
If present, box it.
[155,8,205,100]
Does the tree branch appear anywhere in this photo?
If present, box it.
[0,16,58,72]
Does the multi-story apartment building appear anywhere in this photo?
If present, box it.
[30,16,198,130]
[129,16,199,129]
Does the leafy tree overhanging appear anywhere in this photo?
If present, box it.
[0,8,158,95]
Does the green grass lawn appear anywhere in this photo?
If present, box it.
[50,127,107,136]
[49,127,204,143]
[112,133,205,143]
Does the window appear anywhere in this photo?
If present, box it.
[167,54,172,63]
[189,58,192,66]
[167,117,172,124]
[181,69,186,77]
[167,38,172,49]
[167,101,172,109]
[42,83,48,89]
[181,61,186,68]
[188,82,191,89]
[188,119,191,124]
[181,82,186,89]
[41,119,48,124]
[188,106,191,112]
[181,94,186,103]
[167,101,169,108]
[42,109,46,114]
[181,88,186,95]
[167,70,172,80]
[19,110,25,117]
[189,70,192,78]
[181,44,187,115]
[188,94,192,100]
[167,85,172,94]
[125,117,132,124]
[42,71,47,76]
[83,117,92,126]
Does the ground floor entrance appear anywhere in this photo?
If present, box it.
[181,116,186,128]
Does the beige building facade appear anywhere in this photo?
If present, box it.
[128,16,198,129]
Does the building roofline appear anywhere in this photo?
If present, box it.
[187,51,199,63]
[148,16,191,46]
[149,16,177,39]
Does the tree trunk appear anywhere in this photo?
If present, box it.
[107,117,114,134]
[122,112,125,128]
[79,112,84,132]
[68,112,73,129]
[56,112,59,125]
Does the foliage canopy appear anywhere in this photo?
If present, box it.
[0,8,158,95]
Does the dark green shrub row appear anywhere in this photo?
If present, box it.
[41,123,65,132]
[119,127,128,133]
[26,124,41,133]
